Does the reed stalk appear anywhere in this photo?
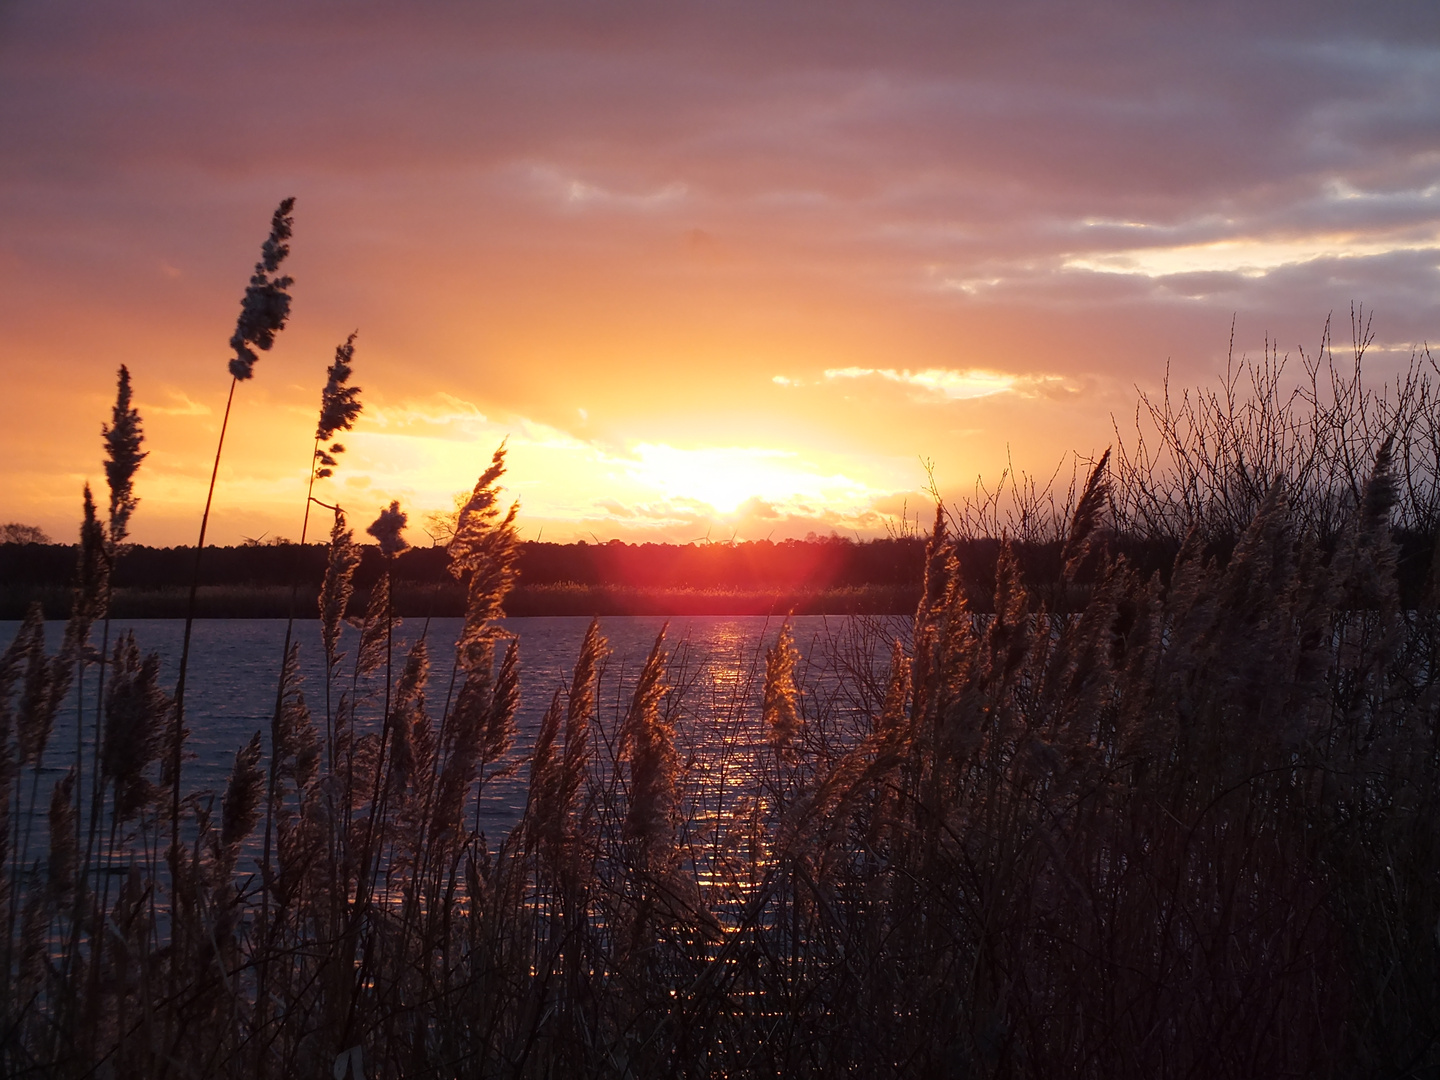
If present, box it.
[169,198,295,881]
[257,333,361,1020]
[8,310,1440,1077]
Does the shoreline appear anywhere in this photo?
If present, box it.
[0,582,922,619]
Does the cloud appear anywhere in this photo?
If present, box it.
[362,394,490,439]
[566,488,916,544]
[518,163,691,213]
[140,390,212,417]
[824,366,1073,402]
[736,495,780,520]
[335,390,924,541]
[620,442,888,515]
[1065,233,1440,279]
[595,498,634,518]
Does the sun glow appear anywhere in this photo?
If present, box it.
[332,405,910,542]
[625,443,874,515]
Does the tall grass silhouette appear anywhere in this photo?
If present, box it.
[4,287,1440,1077]
[170,198,296,872]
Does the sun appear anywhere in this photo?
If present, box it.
[625,443,872,515]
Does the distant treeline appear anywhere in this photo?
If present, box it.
[0,536,927,618]
[5,529,1436,619]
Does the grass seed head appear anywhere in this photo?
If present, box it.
[276,642,320,795]
[315,332,363,477]
[319,509,361,670]
[386,639,430,792]
[1061,448,1111,582]
[763,621,801,762]
[101,364,146,546]
[220,731,265,873]
[449,443,521,671]
[524,689,565,852]
[102,635,168,821]
[481,639,521,767]
[228,198,296,381]
[622,627,677,875]
[356,572,398,678]
[561,619,606,815]
[65,484,110,656]
[18,602,66,769]
[47,768,77,901]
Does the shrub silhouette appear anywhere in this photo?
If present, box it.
[3,309,1440,1077]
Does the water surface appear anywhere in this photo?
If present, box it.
[0,615,900,868]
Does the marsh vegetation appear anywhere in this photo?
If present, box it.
[4,206,1440,1077]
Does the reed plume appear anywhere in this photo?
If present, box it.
[1336,434,1400,611]
[911,503,949,726]
[58,486,103,870]
[47,769,76,902]
[264,333,364,894]
[524,690,565,854]
[0,610,35,696]
[481,639,521,771]
[0,611,39,872]
[449,442,515,577]
[228,198,296,381]
[218,732,265,879]
[351,502,407,915]
[622,627,675,877]
[429,685,481,846]
[75,367,146,921]
[556,619,606,853]
[101,364,146,546]
[450,443,520,671]
[59,411,126,683]
[65,486,109,656]
[101,635,167,823]
[356,571,398,679]
[427,449,523,851]
[433,639,520,847]
[320,510,361,672]
[172,197,299,869]
[875,638,909,740]
[763,621,801,763]
[269,645,323,919]
[274,642,320,797]
[86,362,145,731]
[1059,447,1110,582]
[17,606,64,772]
[385,640,430,794]
[314,332,362,479]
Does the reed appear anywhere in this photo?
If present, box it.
[170,198,296,880]
[6,312,1440,1077]
[259,332,362,1015]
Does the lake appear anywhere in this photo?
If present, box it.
[0,614,904,870]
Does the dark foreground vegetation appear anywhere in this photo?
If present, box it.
[5,204,1440,1077]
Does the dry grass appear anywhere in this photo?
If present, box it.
[3,306,1440,1077]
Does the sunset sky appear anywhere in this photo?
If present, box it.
[3,1,1439,547]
